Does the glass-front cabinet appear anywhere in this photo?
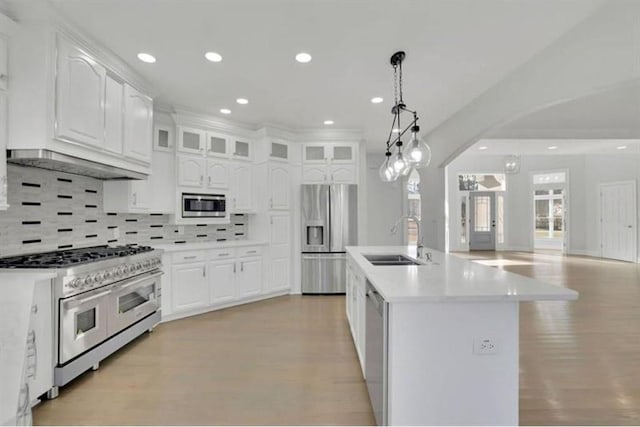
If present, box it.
[207,132,229,157]
[177,126,206,155]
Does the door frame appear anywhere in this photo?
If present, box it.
[529,168,570,255]
[599,180,638,262]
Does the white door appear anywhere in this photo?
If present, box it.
[230,163,253,211]
[104,75,124,155]
[237,257,262,297]
[123,84,153,163]
[206,159,230,189]
[208,260,236,304]
[177,155,206,188]
[268,213,290,292]
[601,181,637,262]
[172,263,208,313]
[55,37,106,148]
[269,164,290,210]
[469,192,496,251]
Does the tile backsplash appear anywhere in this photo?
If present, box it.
[0,165,248,257]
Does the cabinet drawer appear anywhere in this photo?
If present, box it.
[173,250,206,264]
[237,246,262,257]
[210,248,235,260]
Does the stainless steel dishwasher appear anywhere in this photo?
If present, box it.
[365,280,387,426]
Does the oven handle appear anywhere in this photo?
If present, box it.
[118,270,164,290]
[63,290,111,308]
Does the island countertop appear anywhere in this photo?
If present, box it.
[346,246,578,303]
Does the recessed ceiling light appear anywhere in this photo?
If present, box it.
[478,146,488,150]
[220,108,231,115]
[295,52,312,63]
[236,98,249,105]
[323,120,334,125]
[205,52,223,62]
[137,53,156,63]
[617,145,627,150]
[371,97,384,104]
[547,146,558,150]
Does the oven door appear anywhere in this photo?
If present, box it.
[182,193,226,218]
[59,287,111,364]
[108,270,162,336]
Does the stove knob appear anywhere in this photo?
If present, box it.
[95,272,104,282]
[104,271,112,280]
[68,279,80,289]
[136,262,143,270]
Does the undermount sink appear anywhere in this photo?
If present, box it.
[363,254,422,266]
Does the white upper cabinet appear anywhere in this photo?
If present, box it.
[303,144,327,163]
[154,124,174,152]
[302,166,329,184]
[328,165,356,184]
[230,163,253,212]
[206,132,229,157]
[177,155,206,188]
[206,159,230,189]
[103,75,123,155]
[270,141,289,161]
[269,163,290,210]
[177,126,206,155]
[55,36,106,148]
[302,142,358,184]
[123,84,153,163]
[231,136,252,161]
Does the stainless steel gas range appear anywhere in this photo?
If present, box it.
[0,245,163,398]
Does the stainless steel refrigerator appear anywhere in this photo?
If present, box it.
[301,184,358,294]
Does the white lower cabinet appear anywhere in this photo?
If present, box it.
[163,245,273,321]
[236,256,262,297]
[346,256,366,373]
[171,262,208,313]
[27,280,53,404]
[208,259,236,304]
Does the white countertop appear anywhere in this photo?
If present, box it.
[346,246,578,303]
[153,240,268,253]
[0,272,56,426]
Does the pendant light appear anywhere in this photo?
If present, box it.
[379,51,431,182]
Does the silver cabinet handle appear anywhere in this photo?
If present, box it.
[208,176,212,186]
[31,304,38,314]
[218,253,230,257]
[203,266,206,277]
[233,263,236,273]
[183,255,197,260]
[132,193,137,205]
[240,262,244,272]
[269,198,273,209]
[246,250,257,254]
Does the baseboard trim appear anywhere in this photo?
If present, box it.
[161,289,291,323]
[568,249,600,258]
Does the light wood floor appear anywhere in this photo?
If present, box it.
[34,251,640,425]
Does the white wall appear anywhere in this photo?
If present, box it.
[447,153,640,259]
[365,154,404,245]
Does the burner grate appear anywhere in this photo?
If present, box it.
[0,245,154,268]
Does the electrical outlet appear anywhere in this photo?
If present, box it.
[112,227,119,239]
[473,338,498,355]
[177,226,185,235]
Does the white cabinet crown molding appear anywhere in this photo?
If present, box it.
[172,108,257,138]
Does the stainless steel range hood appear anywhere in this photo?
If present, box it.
[7,149,147,180]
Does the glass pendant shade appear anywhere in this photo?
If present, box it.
[406,131,432,168]
[378,153,398,182]
[392,147,411,176]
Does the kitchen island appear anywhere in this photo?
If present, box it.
[345,246,577,426]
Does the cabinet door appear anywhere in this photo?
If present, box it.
[206,159,230,188]
[172,263,208,312]
[154,125,174,152]
[208,260,236,304]
[123,84,153,163]
[0,92,7,209]
[269,163,290,210]
[55,37,106,148]
[206,132,229,157]
[237,257,262,297]
[104,75,124,155]
[231,137,251,161]
[328,165,356,184]
[27,280,53,400]
[270,141,289,161]
[177,126,206,155]
[130,179,150,210]
[329,143,356,164]
[230,163,253,211]
[303,144,328,163]
[269,213,290,291]
[177,155,206,188]
[302,166,327,184]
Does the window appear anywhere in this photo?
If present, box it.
[458,174,506,191]
[407,169,421,245]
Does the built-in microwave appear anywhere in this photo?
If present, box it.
[181,193,226,218]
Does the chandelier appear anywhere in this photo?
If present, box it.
[379,51,432,182]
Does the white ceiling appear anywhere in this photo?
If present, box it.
[40,0,603,149]
[465,138,640,156]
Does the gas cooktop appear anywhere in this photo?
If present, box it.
[0,245,155,268]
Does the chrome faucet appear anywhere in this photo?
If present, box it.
[390,215,430,261]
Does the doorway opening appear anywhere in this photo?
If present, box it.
[532,171,567,254]
[459,173,506,251]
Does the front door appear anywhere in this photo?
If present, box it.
[601,181,637,262]
[469,192,496,251]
